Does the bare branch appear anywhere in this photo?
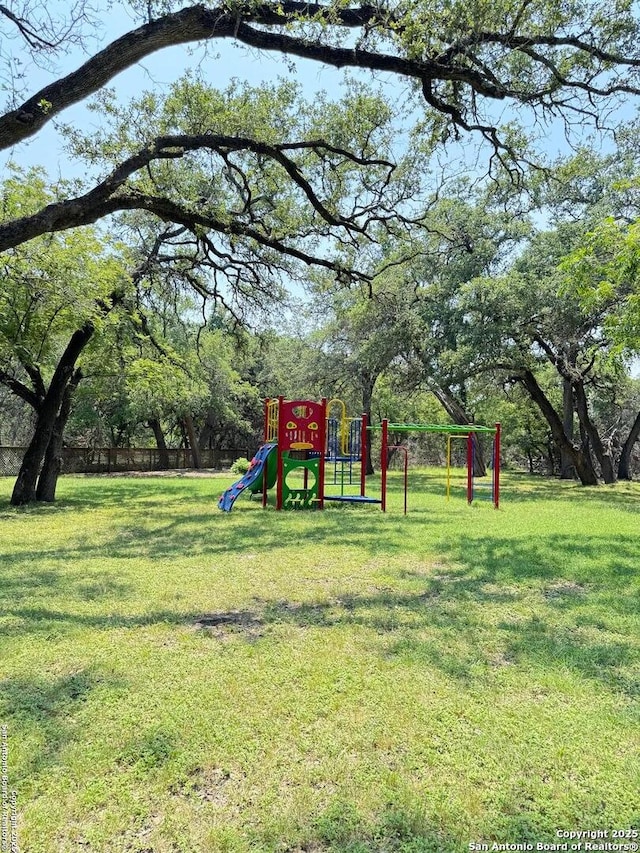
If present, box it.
[0,368,40,408]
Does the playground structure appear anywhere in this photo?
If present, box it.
[217,396,501,512]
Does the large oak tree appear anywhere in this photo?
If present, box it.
[2,0,640,253]
[0,168,131,504]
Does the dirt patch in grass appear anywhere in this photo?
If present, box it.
[543,580,587,599]
[194,610,264,640]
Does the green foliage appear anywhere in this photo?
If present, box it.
[68,320,261,448]
[69,74,406,258]
[124,356,208,422]
[0,165,131,396]
[230,456,250,474]
[560,216,640,354]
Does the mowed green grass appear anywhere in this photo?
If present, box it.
[0,470,638,852]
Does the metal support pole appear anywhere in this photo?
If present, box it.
[493,422,501,509]
[466,432,473,505]
[318,398,327,510]
[360,413,368,497]
[381,419,388,512]
[276,396,284,510]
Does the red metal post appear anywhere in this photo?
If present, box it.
[360,412,368,497]
[276,396,284,510]
[381,419,388,512]
[466,432,473,504]
[493,423,501,509]
[263,397,272,506]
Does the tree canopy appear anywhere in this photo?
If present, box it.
[3,0,640,154]
[2,0,640,259]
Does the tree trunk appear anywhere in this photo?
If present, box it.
[197,409,219,450]
[11,426,51,505]
[573,380,616,484]
[182,414,202,468]
[149,417,171,469]
[431,384,487,476]
[36,433,64,502]
[11,323,94,505]
[618,409,640,480]
[36,370,82,502]
[545,435,556,475]
[559,377,577,479]
[518,370,599,486]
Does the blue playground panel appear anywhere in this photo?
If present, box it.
[323,495,382,504]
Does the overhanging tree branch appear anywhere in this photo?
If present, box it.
[1,1,639,153]
[0,3,58,49]
[0,132,386,283]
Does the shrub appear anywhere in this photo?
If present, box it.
[230,456,251,474]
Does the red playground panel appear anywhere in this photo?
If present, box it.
[278,399,325,452]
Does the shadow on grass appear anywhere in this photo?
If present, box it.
[503,481,640,508]
[0,565,133,605]
[6,536,640,696]
[0,503,435,566]
[387,469,640,508]
[8,473,637,566]
[0,668,126,784]
[2,476,638,705]
[2,470,637,516]
[0,476,221,515]
[300,797,463,852]
[2,471,638,568]
[245,794,576,851]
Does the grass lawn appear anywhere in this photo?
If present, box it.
[0,469,639,852]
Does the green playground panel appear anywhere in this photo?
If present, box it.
[282,456,321,509]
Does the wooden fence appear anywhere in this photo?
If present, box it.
[0,446,252,477]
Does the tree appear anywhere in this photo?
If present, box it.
[0,2,97,99]
[0,167,130,504]
[64,270,268,464]
[453,217,640,485]
[560,213,640,478]
[387,186,529,474]
[1,1,640,255]
[194,324,264,453]
[1,74,415,318]
[305,270,418,471]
